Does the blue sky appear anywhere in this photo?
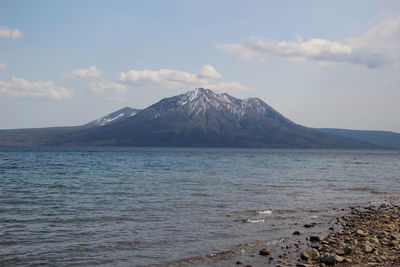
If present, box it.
[1,0,400,131]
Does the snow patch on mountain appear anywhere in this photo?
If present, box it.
[87,107,141,126]
[96,113,125,126]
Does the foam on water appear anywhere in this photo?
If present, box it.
[256,210,273,215]
[244,219,266,223]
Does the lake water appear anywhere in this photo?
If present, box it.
[0,147,399,266]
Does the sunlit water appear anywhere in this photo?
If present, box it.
[0,147,399,266]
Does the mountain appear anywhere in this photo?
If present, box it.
[1,88,395,148]
[45,88,381,148]
[0,107,141,146]
[85,107,141,127]
[0,126,80,146]
[320,128,400,149]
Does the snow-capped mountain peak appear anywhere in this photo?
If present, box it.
[140,88,295,129]
[150,88,283,121]
[178,88,217,105]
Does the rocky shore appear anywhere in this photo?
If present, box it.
[233,203,400,267]
[296,204,400,267]
[164,203,400,267]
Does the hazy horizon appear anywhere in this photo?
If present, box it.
[1,0,400,132]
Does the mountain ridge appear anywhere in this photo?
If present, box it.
[320,128,400,149]
[44,88,382,148]
[0,88,396,149]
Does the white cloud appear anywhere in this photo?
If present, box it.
[89,81,127,94]
[117,65,251,92]
[347,16,400,49]
[0,63,6,70]
[346,16,400,67]
[0,26,22,39]
[197,64,221,79]
[117,68,199,88]
[217,37,352,60]
[0,77,72,99]
[217,36,387,68]
[66,66,102,78]
[218,16,400,68]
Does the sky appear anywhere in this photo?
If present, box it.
[0,0,400,132]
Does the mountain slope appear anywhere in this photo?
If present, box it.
[49,88,381,148]
[85,107,141,127]
[0,107,140,146]
[0,126,81,146]
[320,128,400,149]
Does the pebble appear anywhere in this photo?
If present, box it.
[361,244,374,253]
[300,248,320,261]
[356,229,368,237]
[259,249,272,256]
[320,253,338,265]
[309,235,322,242]
[296,264,312,267]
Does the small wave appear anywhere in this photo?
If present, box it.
[230,209,274,217]
[353,161,371,165]
[256,210,272,215]
[370,190,388,195]
[350,186,373,192]
[265,238,285,246]
[271,209,297,214]
[237,238,286,248]
[191,193,211,197]
[244,218,265,223]
[165,248,242,266]
[112,241,141,247]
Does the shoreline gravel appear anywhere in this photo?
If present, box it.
[162,201,400,267]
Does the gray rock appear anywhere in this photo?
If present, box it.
[310,236,322,242]
[335,255,345,262]
[356,229,368,237]
[332,248,345,256]
[320,253,338,265]
[259,249,271,256]
[369,235,379,244]
[296,264,313,267]
[361,244,374,253]
[300,248,320,261]
[343,246,353,255]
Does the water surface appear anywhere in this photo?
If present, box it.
[0,147,399,266]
